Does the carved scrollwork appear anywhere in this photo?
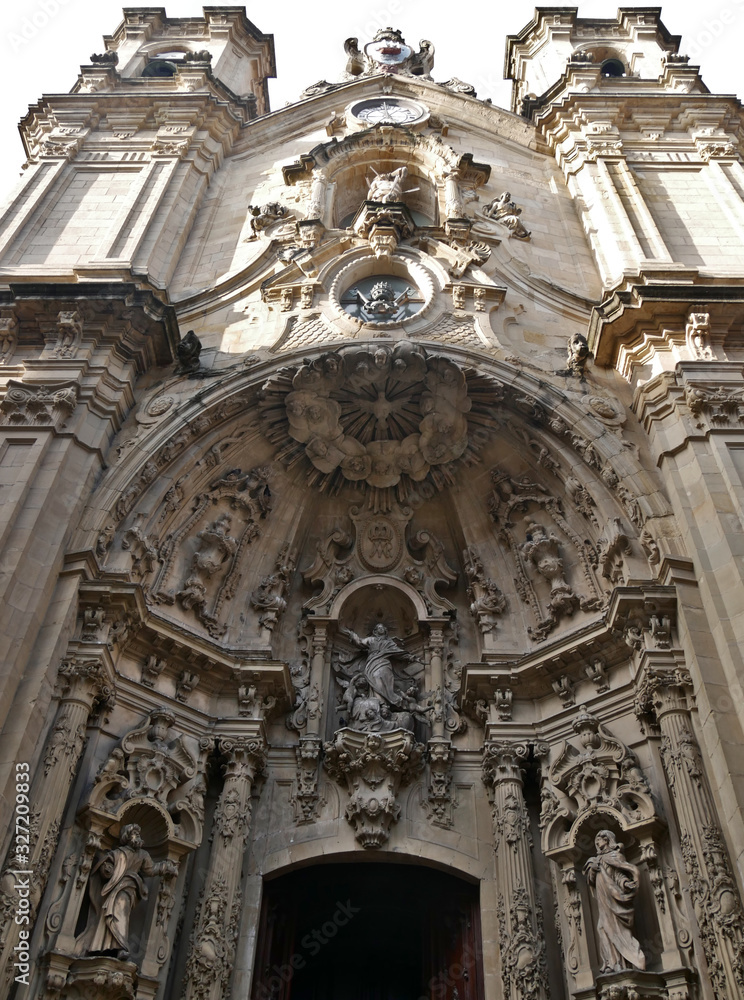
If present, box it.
[150,465,273,637]
[463,544,507,633]
[323,728,425,848]
[542,706,657,853]
[250,542,297,631]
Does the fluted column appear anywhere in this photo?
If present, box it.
[482,741,548,1000]
[0,654,110,990]
[183,736,266,1000]
[640,667,744,997]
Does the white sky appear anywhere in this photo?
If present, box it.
[0,0,742,202]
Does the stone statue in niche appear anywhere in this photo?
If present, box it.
[335,624,428,732]
[75,823,177,960]
[584,830,646,973]
[366,166,419,204]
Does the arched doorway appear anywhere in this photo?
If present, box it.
[251,863,484,1000]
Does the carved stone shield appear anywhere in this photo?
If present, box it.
[357,515,402,572]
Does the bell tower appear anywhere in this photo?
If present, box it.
[505,7,699,117]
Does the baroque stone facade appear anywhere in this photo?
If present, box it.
[1,8,744,1000]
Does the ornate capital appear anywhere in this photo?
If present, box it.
[482,740,530,786]
[58,656,111,708]
[635,667,693,722]
[219,737,267,780]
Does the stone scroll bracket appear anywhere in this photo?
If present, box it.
[323,728,425,848]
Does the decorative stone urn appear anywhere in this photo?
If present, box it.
[323,728,425,847]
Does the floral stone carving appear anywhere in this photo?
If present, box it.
[90,709,204,843]
[323,728,425,847]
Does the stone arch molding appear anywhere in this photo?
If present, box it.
[88,349,674,642]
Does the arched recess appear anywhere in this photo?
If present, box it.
[282,124,491,229]
[82,344,680,665]
[250,859,485,1000]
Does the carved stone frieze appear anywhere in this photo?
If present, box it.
[520,520,578,619]
[63,957,138,1000]
[598,516,632,583]
[0,309,18,364]
[488,468,605,639]
[291,735,324,823]
[121,514,157,580]
[141,655,167,688]
[323,728,425,847]
[497,884,548,1000]
[303,504,457,616]
[51,310,83,358]
[89,709,204,843]
[301,526,354,611]
[425,737,455,827]
[684,382,743,428]
[685,311,713,360]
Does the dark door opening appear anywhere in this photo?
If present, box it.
[251,863,483,1000]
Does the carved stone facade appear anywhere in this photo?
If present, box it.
[1,9,744,1000]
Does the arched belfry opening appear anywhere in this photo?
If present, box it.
[251,863,483,1000]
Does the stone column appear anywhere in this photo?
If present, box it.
[443,170,464,218]
[307,172,327,222]
[482,741,548,1000]
[639,667,744,996]
[306,623,327,737]
[0,654,110,990]
[182,735,266,1000]
[428,625,445,740]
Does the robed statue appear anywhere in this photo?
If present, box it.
[336,624,429,732]
[75,823,177,960]
[584,830,646,973]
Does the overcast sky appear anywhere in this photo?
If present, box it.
[0,0,742,202]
